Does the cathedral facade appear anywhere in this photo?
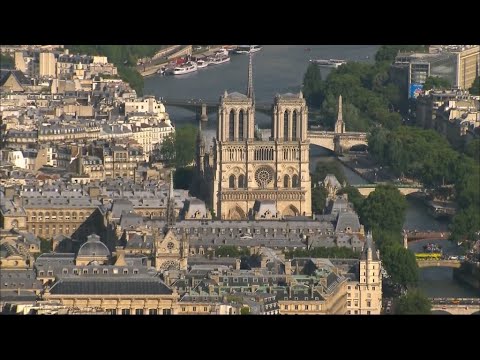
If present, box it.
[197,55,312,220]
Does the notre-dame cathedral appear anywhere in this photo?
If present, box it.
[196,54,312,220]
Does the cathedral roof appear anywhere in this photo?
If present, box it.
[224,92,249,100]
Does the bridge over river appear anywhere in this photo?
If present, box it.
[430,298,480,315]
[162,97,368,154]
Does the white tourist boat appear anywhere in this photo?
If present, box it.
[234,45,262,54]
[214,48,229,57]
[309,58,347,68]
[172,61,198,75]
[209,55,230,65]
[196,59,210,68]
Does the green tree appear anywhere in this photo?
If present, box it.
[159,133,176,164]
[303,63,323,107]
[240,307,250,315]
[174,125,198,168]
[159,125,198,168]
[449,206,480,243]
[469,75,480,95]
[311,161,346,185]
[359,184,407,233]
[423,76,451,90]
[381,243,419,287]
[396,289,432,314]
[374,45,428,64]
[312,186,328,214]
[465,139,480,163]
[285,246,359,259]
[214,246,249,258]
[337,186,364,211]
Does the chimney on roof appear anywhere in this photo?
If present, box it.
[13,195,22,207]
[114,246,127,266]
[235,258,241,270]
[285,260,292,275]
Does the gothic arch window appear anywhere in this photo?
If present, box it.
[239,110,244,141]
[238,174,245,188]
[229,175,236,189]
[284,110,289,141]
[284,174,290,188]
[292,174,299,188]
[292,110,297,140]
[229,110,235,141]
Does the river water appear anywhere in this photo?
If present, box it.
[144,45,476,298]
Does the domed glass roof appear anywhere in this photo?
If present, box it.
[77,234,110,257]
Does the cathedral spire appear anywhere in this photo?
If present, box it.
[166,169,176,229]
[246,52,254,102]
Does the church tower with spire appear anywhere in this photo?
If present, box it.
[202,52,311,220]
[154,168,188,271]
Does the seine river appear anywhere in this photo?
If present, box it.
[144,45,477,298]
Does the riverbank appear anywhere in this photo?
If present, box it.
[139,45,230,77]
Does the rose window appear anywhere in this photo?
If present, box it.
[255,166,274,188]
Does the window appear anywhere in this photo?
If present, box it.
[292,174,299,188]
[292,110,297,140]
[73,269,78,275]
[238,174,245,188]
[372,287,376,291]
[284,305,288,310]
[229,175,235,189]
[294,305,299,310]
[284,110,289,141]
[135,309,143,315]
[93,269,98,275]
[284,174,289,188]
[305,305,309,310]
[103,269,108,274]
[367,301,371,307]
[193,307,197,312]
[47,271,53,276]
[347,300,351,306]
[233,278,238,283]
[133,269,139,274]
[149,309,158,315]
[347,293,351,298]
[182,307,186,312]
[238,110,244,141]
[122,309,130,315]
[354,310,358,314]
[204,307,208,312]
[229,110,235,141]
[83,269,88,274]
[367,311,371,315]
[62,269,68,274]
